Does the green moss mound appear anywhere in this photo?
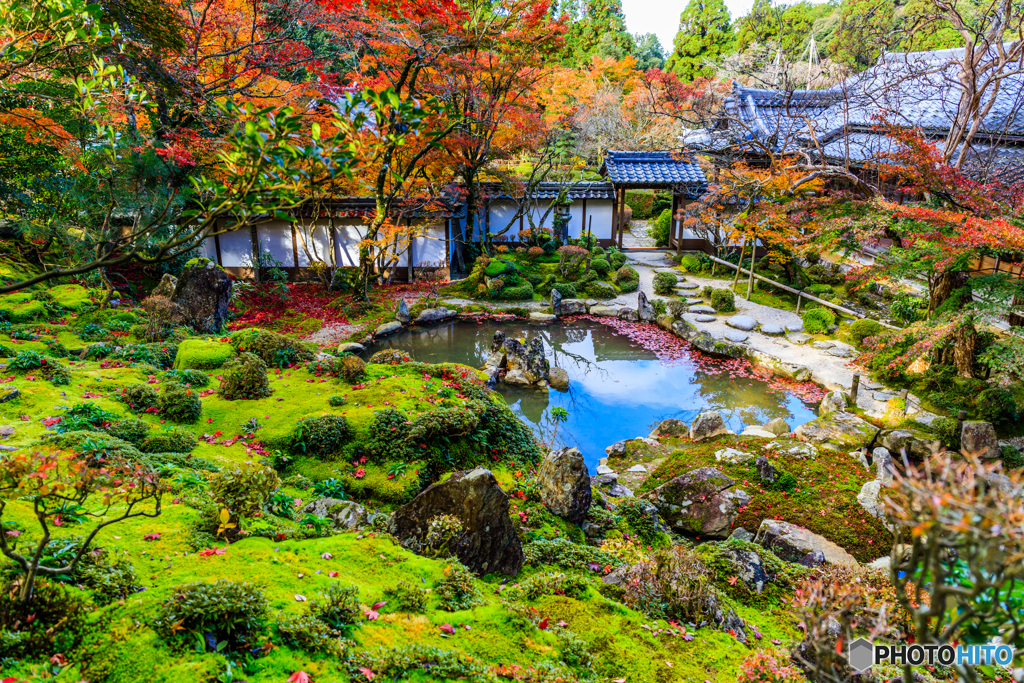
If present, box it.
[173,339,234,370]
[48,285,95,311]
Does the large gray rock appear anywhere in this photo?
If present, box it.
[690,332,746,359]
[690,411,728,441]
[617,307,639,321]
[795,411,879,451]
[717,545,776,593]
[300,498,367,530]
[548,367,569,391]
[726,315,758,331]
[961,421,1000,459]
[649,418,689,439]
[872,447,896,485]
[389,468,523,575]
[819,391,848,415]
[763,418,791,436]
[755,456,780,484]
[395,299,411,324]
[529,312,556,322]
[590,305,619,317]
[637,290,656,322]
[550,289,563,316]
[879,429,941,461]
[337,342,365,355]
[857,480,885,519]
[641,467,749,538]
[537,447,591,525]
[754,519,858,566]
[151,273,177,298]
[560,299,588,316]
[375,321,402,337]
[525,337,550,383]
[415,307,456,324]
[171,259,232,333]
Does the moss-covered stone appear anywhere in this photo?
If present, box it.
[173,339,234,370]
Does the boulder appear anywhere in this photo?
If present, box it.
[786,332,812,344]
[777,441,819,460]
[730,527,754,542]
[300,498,367,530]
[548,367,569,391]
[0,387,20,403]
[872,447,895,485]
[605,441,628,457]
[741,426,777,438]
[641,467,749,538]
[754,519,858,566]
[718,546,776,593]
[763,418,791,436]
[503,368,531,386]
[151,273,177,298]
[794,411,879,450]
[415,307,456,324]
[785,321,804,333]
[799,551,826,567]
[529,312,556,322]
[724,330,749,343]
[727,315,758,331]
[760,324,785,336]
[690,332,746,359]
[389,467,523,575]
[375,321,402,337]
[857,480,884,518]
[617,307,639,321]
[961,421,1000,459]
[550,289,563,316]
[560,299,588,316]
[755,456,780,485]
[689,305,716,315]
[337,342,365,355]
[715,447,753,464]
[590,305,619,317]
[609,483,633,497]
[395,299,411,324]
[879,428,942,461]
[771,362,811,382]
[819,391,848,415]
[649,418,689,439]
[656,314,676,332]
[524,337,550,383]
[637,290,656,322]
[537,447,592,525]
[170,258,232,333]
[690,411,728,441]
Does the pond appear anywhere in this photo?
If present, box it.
[362,318,820,470]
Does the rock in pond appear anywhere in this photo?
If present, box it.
[617,307,639,321]
[548,367,569,391]
[763,418,790,436]
[819,391,848,415]
[375,321,402,337]
[560,299,588,316]
[389,467,523,575]
[649,418,689,439]
[395,299,411,324]
[691,332,746,359]
[590,305,619,317]
[638,290,656,322]
[415,307,456,324]
[529,312,556,322]
[537,447,591,525]
[690,411,729,441]
[337,342,365,354]
[641,467,749,538]
[754,519,857,566]
[550,289,563,316]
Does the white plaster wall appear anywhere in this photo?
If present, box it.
[586,200,614,240]
[293,220,334,267]
[256,220,296,267]
[333,220,366,268]
[218,227,254,267]
[411,221,447,267]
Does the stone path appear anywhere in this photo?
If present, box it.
[621,224,657,249]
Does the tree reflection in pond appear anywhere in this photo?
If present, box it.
[362,319,818,471]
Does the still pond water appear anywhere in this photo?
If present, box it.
[363,319,818,470]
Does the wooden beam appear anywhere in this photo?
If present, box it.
[617,189,625,250]
[673,193,682,255]
[290,222,300,279]
[610,190,617,244]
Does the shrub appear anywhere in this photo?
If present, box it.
[804,250,821,265]
[616,498,663,543]
[292,415,352,458]
[158,381,203,423]
[931,416,960,449]
[173,339,234,370]
[56,402,119,433]
[591,246,605,256]
[229,328,314,368]
[276,613,347,655]
[162,369,210,387]
[329,395,347,407]
[366,408,413,461]
[609,251,627,270]
[7,350,70,385]
[650,208,671,246]
[218,352,272,400]
[110,343,176,368]
[497,282,534,300]
[500,571,590,603]
[666,300,688,318]
[119,384,160,413]
[153,580,268,653]
[0,580,89,658]
[312,478,346,499]
[338,355,366,383]
[1002,445,1023,470]
[701,285,713,299]
[369,349,412,365]
[384,581,429,613]
[680,254,702,273]
[435,562,484,611]
[737,649,806,683]
[653,271,677,295]
[308,582,361,634]
[624,190,654,218]
[802,307,837,334]
[139,426,198,453]
[849,318,883,347]
[622,546,719,622]
[589,258,610,276]
[526,246,544,261]
[974,387,1017,428]
[210,463,281,519]
[79,555,140,605]
[408,405,481,449]
[551,283,577,299]
[522,538,624,570]
[104,418,150,445]
[613,267,639,293]
[483,260,507,278]
[709,288,736,312]
[585,281,616,298]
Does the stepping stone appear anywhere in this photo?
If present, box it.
[864,380,883,390]
[529,312,556,322]
[742,427,778,439]
[787,332,812,344]
[785,321,804,333]
[695,315,716,322]
[725,330,749,342]
[689,305,716,314]
[627,464,648,473]
[675,282,699,290]
[726,315,758,331]
[685,298,702,304]
[596,464,615,475]
[760,324,785,335]
[873,391,898,401]
[812,341,835,351]
[827,343,855,358]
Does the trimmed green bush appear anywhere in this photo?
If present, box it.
[210,463,280,518]
[709,288,735,312]
[650,208,671,247]
[974,387,1016,428]
[849,318,883,347]
[104,418,151,445]
[366,408,413,461]
[229,328,315,368]
[119,384,159,412]
[497,282,534,300]
[139,426,198,453]
[609,251,627,269]
[173,339,234,370]
[589,258,610,276]
[680,254,702,273]
[614,266,639,293]
[158,382,202,423]
[218,352,272,400]
[292,415,353,459]
[551,283,577,299]
[802,307,837,334]
[653,272,677,295]
[153,580,268,653]
[585,281,616,298]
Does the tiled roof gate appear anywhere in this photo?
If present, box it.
[598,150,708,251]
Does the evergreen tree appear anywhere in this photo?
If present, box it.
[631,32,666,70]
[561,0,633,65]
[665,0,734,81]
[734,0,780,53]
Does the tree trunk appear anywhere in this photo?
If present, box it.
[746,231,756,300]
[929,270,969,313]
[732,239,747,290]
[953,319,977,378]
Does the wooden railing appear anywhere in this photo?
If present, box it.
[705,255,902,331]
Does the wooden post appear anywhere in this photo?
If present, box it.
[671,193,680,254]
[746,230,756,300]
[956,409,967,436]
[610,189,618,245]
[899,388,909,415]
[250,223,261,283]
[617,188,626,250]
[796,292,803,313]
[850,373,860,406]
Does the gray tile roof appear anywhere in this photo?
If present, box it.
[599,150,707,195]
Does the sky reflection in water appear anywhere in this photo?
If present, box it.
[363,319,818,471]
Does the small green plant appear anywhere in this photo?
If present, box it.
[1001,444,1023,470]
[709,288,736,312]
[158,382,203,423]
[210,463,281,520]
[119,383,160,412]
[266,491,296,519]
[218,352,272,400]
[308,582,361,635]
[275,613,346,656]
[801,307,837,334]
[383,581,429,612]
[56,402,120,433]
[653,271,677,295]
[435,561,483,611]
[849,318,883,347]
[163,369,211,387]
[153,580,268,653]
[311,478,346,499]
[292,415,353,458]
[139,426,198,453]
[328,395,347,407]
[550,406,569,444]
